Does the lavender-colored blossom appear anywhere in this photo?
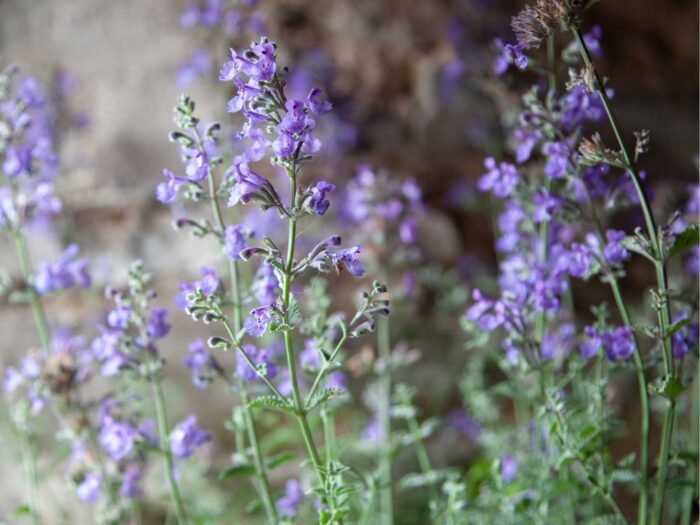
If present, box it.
[603,229,629,265]
[448,410,481,440]
[566,243,594,278]
[107,304,132,330]
[184,339,221,388]
[602,326,635,362]
[147,308,170,339]
[175,266,220,310]
[244,305,274,337]
[327,246,365,277]
[478,157,520,198]
[399,217,419,244]
[307,181,335,216]
[170,415,211,459]
[176,49,213,88]
[493,40,528,75]
[156,169,188,204]
[501,454,518,483]
[299,339,321,371]
[120,466,144,499]
[305,88,332,115]
[236,343,279,381]
[99,417,138,461]
[541,323,575,361]
[362,417,383,444]
[76,472,102,504]
[513,127,539,163]
[672,317,699,359]
[224,224,249,260]
[580,326,602,359]
[252,264,280,305]
[542,141,570,180]
[277,479,304,517]
[466,289,506,331]
[3,366,23,393]
[34,244,91,295]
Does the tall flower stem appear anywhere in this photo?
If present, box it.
[203,153,278,525]
[12,227,51,352]
[281,168,325,484]
[571,26,675,524]
[20,430,41,525]
[150,375,188,525]
[377,316,394,525]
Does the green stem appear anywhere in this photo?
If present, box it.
[571,27,674,524]
[280,170,325,485]
[151,377,188,525]
[608,275,650,523]
[21,432,41,525]
[377,316,394,525]
[680,371,698,525]
[201,134,277,524]
[407,412,438,507]
[13,229,51,352]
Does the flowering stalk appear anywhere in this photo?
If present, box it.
[194,125,278,524]
[376,316,393,525]
[570,25,674,525]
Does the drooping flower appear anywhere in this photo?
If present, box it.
[478,157,520,198]
[244,305,275,337]
[277,479,304,517]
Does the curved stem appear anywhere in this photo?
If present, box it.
[571,27,674,524]
[377,316,394,525]
[21,431,41,525]
[151,377,188,525]
[199,130,278,524]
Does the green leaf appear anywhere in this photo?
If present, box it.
[668,225,699,258]
[248,395,294,414]
[610,468,640,484]
[207,336,232,350]
[287,296,302,327]
[14,504,32,517]
[306,388,345,412]
[265,451,297,470]
[219,464,256,480]
[667,317,692,337]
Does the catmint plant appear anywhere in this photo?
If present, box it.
[159,37,389,524]
[461,1,698,523]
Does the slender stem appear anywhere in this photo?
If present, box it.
[407,412,438,506]
[377,316,394,525]
[608,275,650,523]
[280,168,325,484]
[21,432,41,525]
[13,229,51,352]
[680,371,698,525]
[151,377,188,525]
[571,27,675,524]
[203,155,278,524]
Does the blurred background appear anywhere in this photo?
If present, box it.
[0,0,697,522]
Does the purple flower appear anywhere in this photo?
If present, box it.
[34,244,91,295]
[176,49,213,88]
[175,266,220,310]
[542,141,570,180]
[156,169,188,204]
[514,127,539,163]
[447,410,481,440]
[277,479,304,517]
[362,417,383,444]
[236,343,279,382]
[541,323,575,361]
[566,243,594,278]
[501,454,518,483]
[147,308,170,339]
[184,339,221,389]
[227,162,271,207]
[224,224,249,260]
[532,188,561,223]
[305,87,332,115]
[300,339,320,370]
[307,181,335,215]
[672,317,699,359]
[602,326,635,362]
[466,289,506,331]
[278,100,309,134]
[120,466,144,499]
[244,305,275,337]
[252,264,280,305]
[327,246,365,277]
[493,40,528,76]
[580,326,602,359]
[399,217,419,244]
[170,415,211,458]
[99,417,138,461]
[603,229,629,265]
[478,157,520,198]
[76,472,102,504]
[3,366,24,393]
[107,304,132,330]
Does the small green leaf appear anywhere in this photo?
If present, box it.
[207,336,232,350]
[14,504,32,517]
[668,225,699,258]
[667,317,692,337]
[248,395,294,414]
[265,451,297,470]
[219,464,256,480]
[610,468,640,484]
[306,388,345,412]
